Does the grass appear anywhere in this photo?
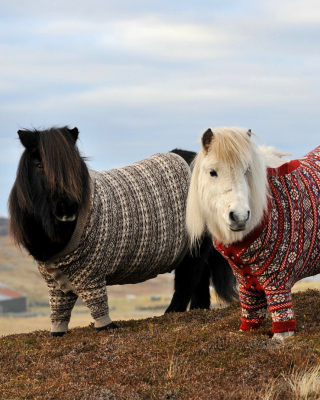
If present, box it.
[2,290,320,399]
[263,364,320,399]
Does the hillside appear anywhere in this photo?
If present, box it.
[1,290,320,399]
[0,218,9,237]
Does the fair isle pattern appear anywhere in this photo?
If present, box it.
[37,153,191,333]
[214,146,320,333]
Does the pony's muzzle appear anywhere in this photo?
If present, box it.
[52,196,79,222]
[229,210,250,231]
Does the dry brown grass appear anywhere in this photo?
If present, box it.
[1,290,320,400]
[263,364,320,400]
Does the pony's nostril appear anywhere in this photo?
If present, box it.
[229,212,236,222]
[246,211,250,221]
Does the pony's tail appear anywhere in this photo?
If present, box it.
[198,235,238,304]
[208,244,238,303]
[186,154,206,249]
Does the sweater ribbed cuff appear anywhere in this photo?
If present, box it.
[240,317,264,331]
[94,314,112,328]
[272,319,296,333]
[51,321,69,333]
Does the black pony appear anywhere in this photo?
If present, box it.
[9,126,237,336]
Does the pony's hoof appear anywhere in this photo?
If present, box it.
[96,322,119,331]
[51,331,69,337]
[272,331,295,341]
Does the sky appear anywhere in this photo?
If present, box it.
[1,0,320,216]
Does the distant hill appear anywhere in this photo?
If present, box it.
[0,218,8,236]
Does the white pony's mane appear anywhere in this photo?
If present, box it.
[259,145,290,168]
[186,127,288,247]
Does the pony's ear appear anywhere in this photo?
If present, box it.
[17,130,38,150]
[247,129,252,138]
[202,129,214,152]
[68,127,79,142]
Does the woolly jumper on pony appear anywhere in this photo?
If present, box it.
[187,126,320,340]
[9,126,237,336]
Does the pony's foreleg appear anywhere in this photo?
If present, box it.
[238,284,268,331]
[265,289,296,338]
[49,289,78,337]
[77,286,118,331]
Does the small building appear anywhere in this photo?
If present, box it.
[0,282,27,313]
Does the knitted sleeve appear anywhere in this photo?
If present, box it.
[49,289,78,333]
[265,288,296,333]
[239,284,268,331]
[76,285,112,329]
[37,263,78,333]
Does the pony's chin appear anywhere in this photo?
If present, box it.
[55,215,77,222]
[229,225,247,232]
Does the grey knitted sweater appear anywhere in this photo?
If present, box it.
[37,153,191,333]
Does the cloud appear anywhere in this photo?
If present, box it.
[1,0,320,215]
[104,17,240,60]
[267,0,320,25]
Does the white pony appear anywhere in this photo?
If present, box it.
[187,127,320,340]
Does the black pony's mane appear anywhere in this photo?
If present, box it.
[8,126,91,255]
[39,127,88,204]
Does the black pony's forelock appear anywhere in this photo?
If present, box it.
[36,127,89,206]
[8,126,91,248]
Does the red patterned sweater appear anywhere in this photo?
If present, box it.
[213,146,320,333]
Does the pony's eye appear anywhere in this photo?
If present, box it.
[210,169,218,177]
[36,163,44,170]
[245,166,251,176]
